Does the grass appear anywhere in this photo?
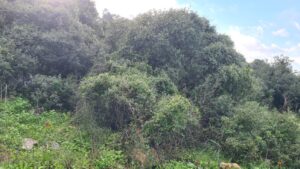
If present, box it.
[0,98,126,168]
[0,98,94,168]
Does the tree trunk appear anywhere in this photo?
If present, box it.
[282,94,288,112]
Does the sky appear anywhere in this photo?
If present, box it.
[94,0,300,71]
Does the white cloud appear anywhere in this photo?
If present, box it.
[294,22,300,31]
[227,26,300,70]
[93,0,181,18]
[272,28,289,37]
[227,26,277,62]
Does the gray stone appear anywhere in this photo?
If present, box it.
[22,138,38,150]
[47,141,60,150]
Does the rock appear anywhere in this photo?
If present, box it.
[22,138,38,150]
[46,141,60,150]
[219,162,241,169]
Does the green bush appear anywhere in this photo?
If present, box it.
[221,102,300,168]
[143,95,199,148]
[79,66,177,130]
[21,75,77,111]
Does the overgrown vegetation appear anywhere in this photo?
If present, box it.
[0,98,128,168]
[0,0,299,168]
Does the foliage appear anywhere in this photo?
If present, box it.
[0,98,127,169]
[143,95,199,147]
[21,74,77,111]
[0,0,102,77]
[0,98,90,168]
[79,65,177,130]
[191,65,262,142]
[160,160,197,169]
[193,65,261,106]
[177,149,225,169]
[102,10,131,54]
[0,97,31,114]
[221,102,300,168]
[251,56,300,113]
[0,37,36,92]
[117,9,245,93]
[95,147,125,169]
[0,1,299,168]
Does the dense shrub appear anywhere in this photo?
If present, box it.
[193,65,261,107]
[0,37,36,94]
[143,95,200,148]
[21,75,77,111]
[191,65,262,142]
[221,102,300,168]
[79,66,177,130]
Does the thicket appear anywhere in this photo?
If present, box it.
[0,0,299,168]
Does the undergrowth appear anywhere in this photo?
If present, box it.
[0,98,287,168]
